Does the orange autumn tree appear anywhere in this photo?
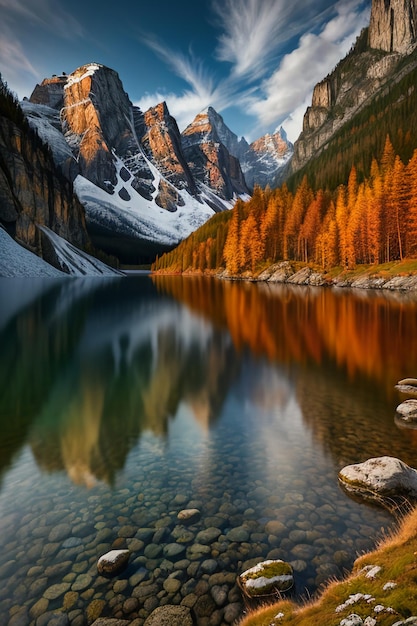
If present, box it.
[153,134,417,275]
[406,148,417,256]
[283,176,313,260]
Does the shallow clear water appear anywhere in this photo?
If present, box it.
[1,275,417,625]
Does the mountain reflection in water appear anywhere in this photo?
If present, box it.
[0,277,237,487]
[2,275,417,623]
[1,275,417,489]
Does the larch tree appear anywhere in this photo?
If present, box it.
[223,201,242,274]
[335,185,349,268]
[406,148,417,256]
[284,176,313,260]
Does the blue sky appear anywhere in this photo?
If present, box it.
[0,0,371,142]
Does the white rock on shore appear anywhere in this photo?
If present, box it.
[338,456,417,503]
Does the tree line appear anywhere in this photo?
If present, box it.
[152,135,417,274]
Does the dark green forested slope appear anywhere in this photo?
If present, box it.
[287,48,417,192]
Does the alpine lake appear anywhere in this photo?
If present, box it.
[1,274,417,626]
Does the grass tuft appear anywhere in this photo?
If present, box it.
[238,508,417,626]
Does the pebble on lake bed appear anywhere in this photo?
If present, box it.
[97,549,130,576]
[177,508,201,524]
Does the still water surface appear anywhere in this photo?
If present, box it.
[1,275,417,625]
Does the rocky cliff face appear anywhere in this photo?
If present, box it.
[369,0,417,53]
[25,64,240,263]
[291,0,417,174]
[181,107,249,199]
[0,106,90,261]
[183,106,292,191]
[29,75,68,109]
[142,102,197,199]
[241,129,293,189]
[61,64,132,191]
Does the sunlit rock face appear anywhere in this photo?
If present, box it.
[61,65,199,203]
[60,64,132,191]
[369,0,417,53]
[29,75,67,109]
[291,0,417,174]
[0,114,89,257]
[241,129,293,189]
[181,107,249,199]
[142,102,197,197]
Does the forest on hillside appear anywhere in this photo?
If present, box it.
[152,136,417,275]
[287,48,417,192]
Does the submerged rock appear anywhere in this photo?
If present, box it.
[338,456,417,510]
[177,508,201,524]
[97,550,130,576]
[238,559,294,599]
[143,604,194,625]
[92,617,130,626]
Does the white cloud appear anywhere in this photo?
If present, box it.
[212,0,299,79]
[140,37,218,105]
[0,25,39,97]
[247,0,370,141]
[280,98,311,144]
[137,36,244,131]
[136,90,212,131]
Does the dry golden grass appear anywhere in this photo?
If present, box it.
[238,508,417,626]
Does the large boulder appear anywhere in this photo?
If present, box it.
[338,456,417,510]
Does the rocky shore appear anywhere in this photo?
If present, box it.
[216,261,417,292]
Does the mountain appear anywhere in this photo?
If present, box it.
[18,64,294,268]
[152,0,417,278]
[182,107,293,191]
[181,107,249,199]
[25,65,247,264]
[240,128,293,189]
[0,77,122,276]
[290,0,417,179]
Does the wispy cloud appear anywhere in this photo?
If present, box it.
[212,0,295,79]
[0,0,84,96]
[0,0,83,38]
[0,24,39,95]
[211,0,336,80]
[136,35,242,130]
[247,0,371,140]
[136,0,370,141]
[140,37,218,105]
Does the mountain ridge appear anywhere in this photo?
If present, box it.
[23,63,292,264]
[291,0,417,177]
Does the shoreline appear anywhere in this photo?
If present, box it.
[152,260,417,294]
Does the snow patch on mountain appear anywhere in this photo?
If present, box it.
[38,225,122,275]
[0,227,65,277]
[0,225,121,278]
[64,63,102,89]
[74,160,223,248]
[21,101,75,167]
